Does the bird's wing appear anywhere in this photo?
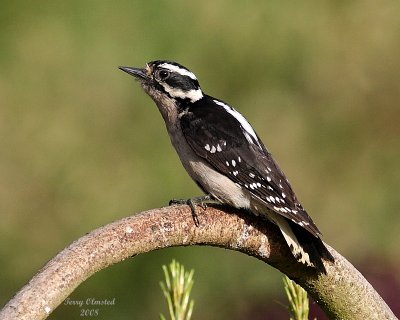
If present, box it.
[180,99,321,237]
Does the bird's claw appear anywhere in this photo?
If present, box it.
[168,194,213,227]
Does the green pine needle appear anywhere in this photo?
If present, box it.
[159,260,195,320]
[283,275,312,320]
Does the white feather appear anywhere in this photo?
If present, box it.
[213,100,262,148]
[267,211,313,267]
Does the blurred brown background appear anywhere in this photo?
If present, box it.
[1,1,399,319]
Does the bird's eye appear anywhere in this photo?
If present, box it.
[157,69,170,81]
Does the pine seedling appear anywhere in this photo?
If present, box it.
[159,260,195,320]
[283,275,313,320]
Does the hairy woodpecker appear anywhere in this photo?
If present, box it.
[119,60,334,272]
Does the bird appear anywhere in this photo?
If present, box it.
[119,60,334,273]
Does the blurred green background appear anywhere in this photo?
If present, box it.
[1,1,399,319]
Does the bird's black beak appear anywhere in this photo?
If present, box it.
[118,66,148,80]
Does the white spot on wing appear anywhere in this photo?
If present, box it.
[205,144,210,151]
[270,196,276,203]
[216,144,222,152]
[231,160,236,167]
[210,145,216,153]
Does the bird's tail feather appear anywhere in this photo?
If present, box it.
[270,212,334,273]
[289,220,334,274]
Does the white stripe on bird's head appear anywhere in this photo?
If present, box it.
[158,63,198,80]
[162,84,203,102]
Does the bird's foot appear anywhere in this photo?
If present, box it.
[169,194,214,227]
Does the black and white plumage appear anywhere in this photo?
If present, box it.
[119,60,334,273]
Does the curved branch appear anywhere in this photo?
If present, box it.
[0,205,396,320]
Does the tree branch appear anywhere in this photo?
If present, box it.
[0,205,396,320]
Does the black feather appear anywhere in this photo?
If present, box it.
[289,221,335,274]
[180,95,321,237]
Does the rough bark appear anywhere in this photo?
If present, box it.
[0,205,396,320]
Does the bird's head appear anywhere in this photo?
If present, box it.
[119,60,204,104]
